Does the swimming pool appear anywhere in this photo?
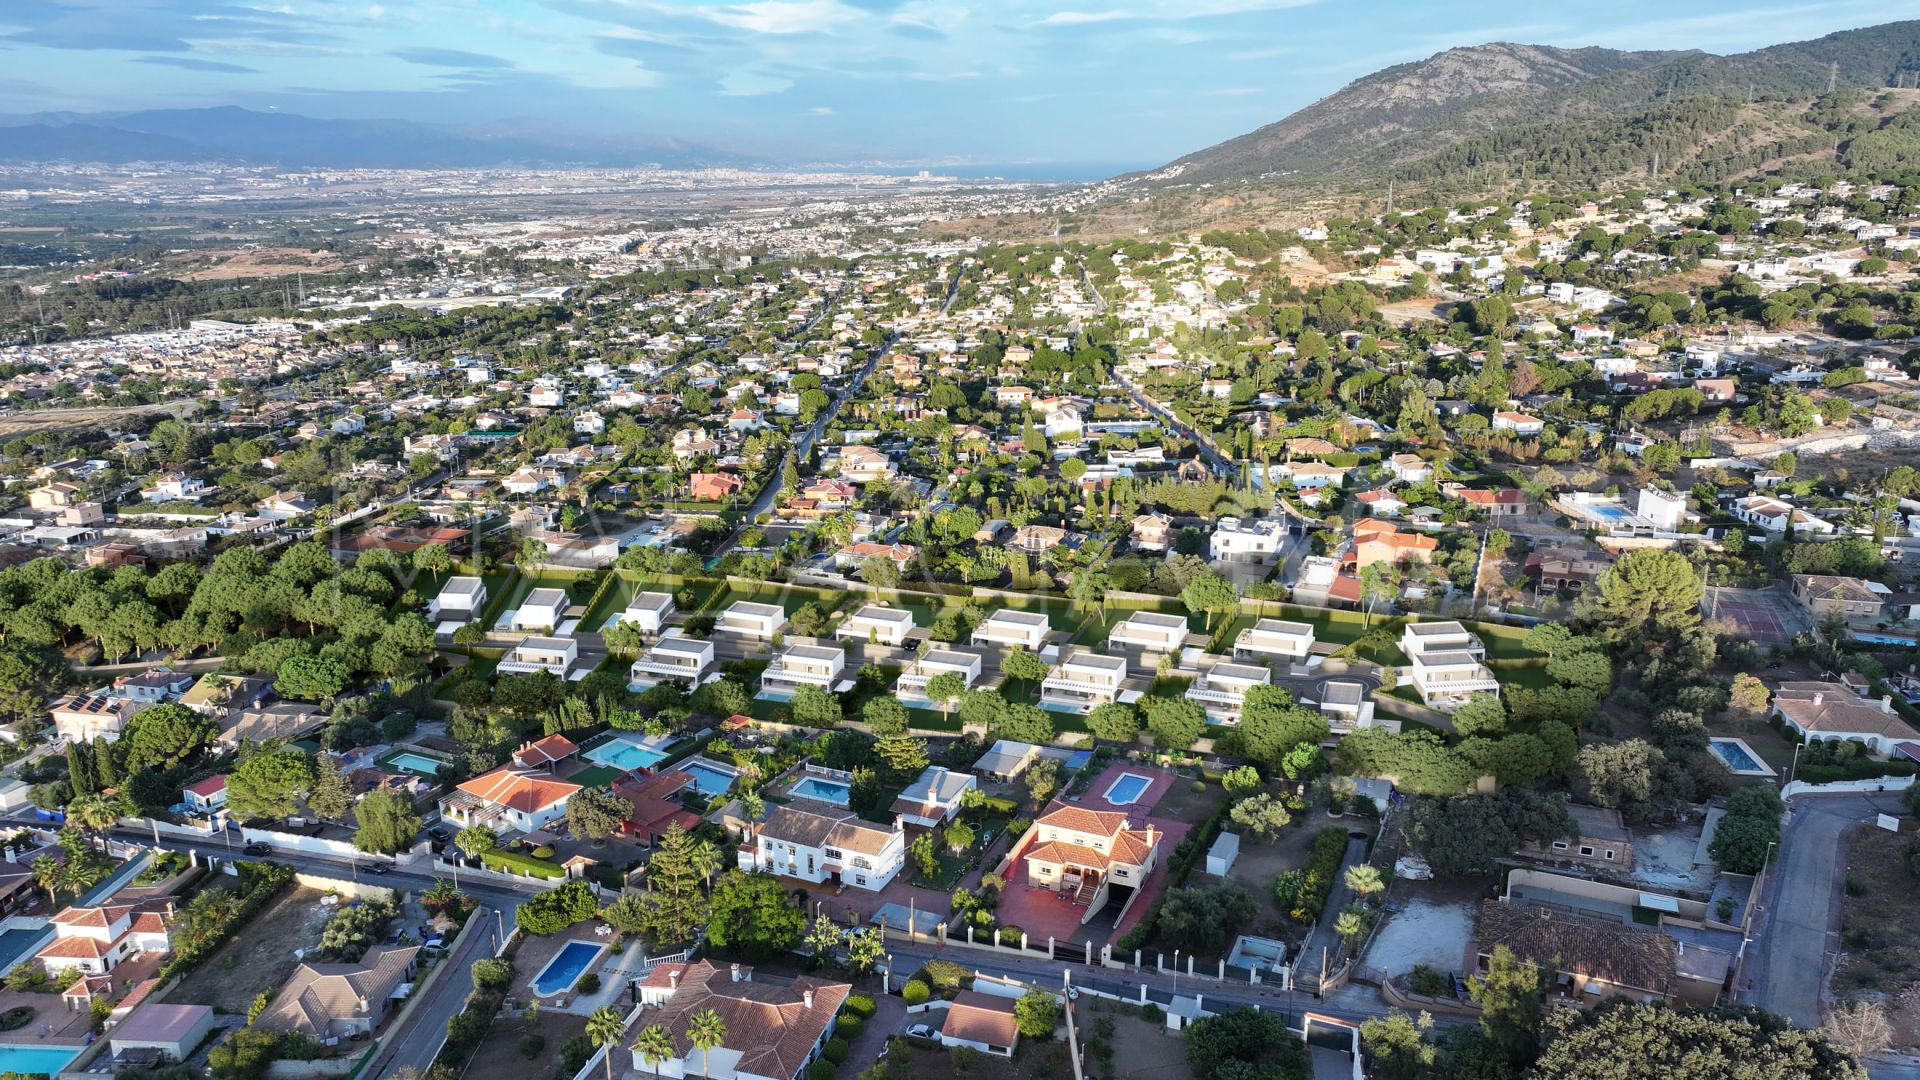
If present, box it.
[586,736,670,772]
[530,940,604,997]
[1708,738,1776,777]
[0,1045,82,1076]
[1103,773,1154,806]
[387,751,448,776]
[677,759,738,796]
[791,777,851,806]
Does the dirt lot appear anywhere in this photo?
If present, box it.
[170,885,336,1013]
[1837,822,1920,1043]
[1151,775,1227,826]
[1081,997,1193,1080]
[457,1008,586,1080]
[171,246,351,281]
[1216,819,1325,939]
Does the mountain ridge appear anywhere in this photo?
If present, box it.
[1139,20,1920,192]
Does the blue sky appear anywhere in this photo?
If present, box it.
[2,0,1918,166]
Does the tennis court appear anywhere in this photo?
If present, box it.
[1704,587,1805,646]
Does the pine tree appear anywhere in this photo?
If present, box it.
[92,737,120,789]
[308,754,353,822]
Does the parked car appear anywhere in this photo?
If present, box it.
[365,861,394,875]
[905,1024,933,1040]
[426,826,449,842]
[242,842,273,856]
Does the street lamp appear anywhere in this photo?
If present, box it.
[1786,742,1803,787]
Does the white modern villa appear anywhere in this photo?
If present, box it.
[1184,661,1272,724]
[629,635,717,689]
[614,591,675,633]
[971,609,1051,650]
[894,650,983,707]
[1040,648,1129,713]
[1400,621,1500,709]
[508,588,569,633]
[1106,611,1190,654]
[1232,618,1316,664]
[835,605,915,647]
[760,644,850,699]
[496,635,577,677]
[427,576,487,624]
[715,601,787,640]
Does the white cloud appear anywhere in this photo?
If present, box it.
[806,105,833,115]
[1039,9,1131,25]
[1210,86,1260,96]
[702,0,863,35]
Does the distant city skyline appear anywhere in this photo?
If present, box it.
[4,0,1918,166]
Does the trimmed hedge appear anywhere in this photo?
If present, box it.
[1796,760,1917,783]
[823,1038,850,1064]
[1288,827,1350,924]
[844,993,876,1019]
[836,1016,865,1040]
[902,980,930,1006]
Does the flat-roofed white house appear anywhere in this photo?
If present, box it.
[615,591,675,634]
[1232,619,1316,663]
[891,764,978,829]
[972,609,1050,650]
[895,650,982,707]
[1318,680,1380,733]
[715,600,787,640]
[629,635,716,689]
[1040,648,1129,713]
[508,587,569,633]
[427,576,487,622]
[1401,621,1500,709]
[760,644,849,699]
[835,605,914,647]
[1106,611,1190,654]
[739,802,906,890]
[1184,661,1272,724]
[497,635,577,677]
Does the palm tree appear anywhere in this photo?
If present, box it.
[689,841,722,895]
[65,795,122,840]
[688,1008,727,1079]
[1343,864,1385,902]
[634,1023,674,1080]
[1334,906,1369,944]
[586,1006,625,1080]
[32,856,70,906]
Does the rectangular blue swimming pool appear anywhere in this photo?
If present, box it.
[387,751,447,776]
[587,736,670,772]
[678,759,738,796]
[0,1045,82,1076]
[1104,773,1153,805]
[1709,740,1766,773]
[531,940,604,997]
[791,777,851,806]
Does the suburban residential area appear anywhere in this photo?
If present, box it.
[5,41,1920,1080]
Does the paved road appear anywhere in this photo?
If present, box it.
[880,938,1427,1033]
[1113,371,1233,478]
[1740,792,1906,1027]
[366,902,509,1080]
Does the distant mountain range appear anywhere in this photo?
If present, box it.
[1136,20,1920,193]
[0,106,741,169]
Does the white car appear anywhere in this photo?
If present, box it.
[905,1024,934,1040]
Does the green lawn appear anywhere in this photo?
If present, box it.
[568,765,626,790]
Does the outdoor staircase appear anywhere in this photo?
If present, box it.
[1072,877,1100,906]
